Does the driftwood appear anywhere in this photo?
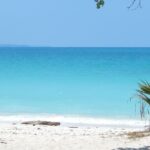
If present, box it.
[21,121,60,126]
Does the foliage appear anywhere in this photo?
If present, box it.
[137,81,150,106]
[135,81,150,119]
[94,0,142,9]
[95,0,105,9]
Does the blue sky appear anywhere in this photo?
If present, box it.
[0,0,150,47]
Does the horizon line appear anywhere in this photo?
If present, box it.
[0,44,150,48]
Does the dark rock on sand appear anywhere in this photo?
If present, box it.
[21,121,60,126]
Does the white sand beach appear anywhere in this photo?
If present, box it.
[0,115,150,150]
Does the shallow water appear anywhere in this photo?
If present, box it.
[0,47,150,119]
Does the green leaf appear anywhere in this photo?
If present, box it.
[96,0,105,9]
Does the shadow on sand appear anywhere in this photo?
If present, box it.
[112,146,150,150]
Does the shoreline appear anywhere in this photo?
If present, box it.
[0,113,148,129]
[0,114,149,150]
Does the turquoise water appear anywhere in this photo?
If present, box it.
[0,47,150,118]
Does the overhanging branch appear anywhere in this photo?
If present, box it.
[128,0,142,9]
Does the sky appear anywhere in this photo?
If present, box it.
[0,0,150,47]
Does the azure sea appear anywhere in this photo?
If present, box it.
[0,47,150,119]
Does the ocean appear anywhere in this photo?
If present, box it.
[0,47,150,120]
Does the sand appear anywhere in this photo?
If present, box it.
[0,122,150,150]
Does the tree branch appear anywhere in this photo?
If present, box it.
[128,0,142,9]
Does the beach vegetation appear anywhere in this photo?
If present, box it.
[128,82,150,138]
[137,81,150,119]
[133,81,150,130]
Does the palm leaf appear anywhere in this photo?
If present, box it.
[133,81,150,121]
[136,81,150,107]
[138,81,150,95]
[137,90,150,106]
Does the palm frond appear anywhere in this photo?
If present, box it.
[137,81,150,106]
[138,81,150,95]
[132,81,150,120]
[137,91,150,106]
